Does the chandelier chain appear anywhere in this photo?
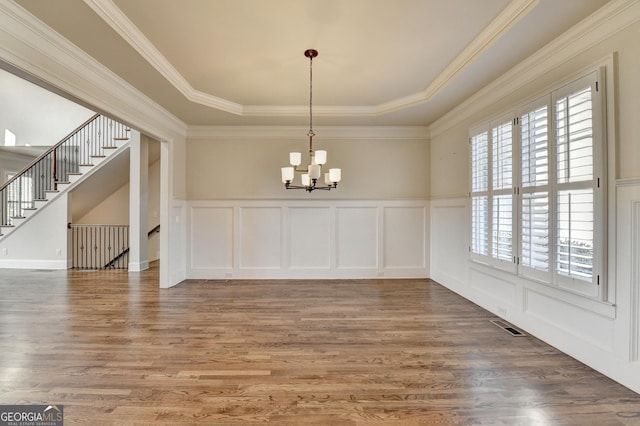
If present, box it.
[308,53,313,137]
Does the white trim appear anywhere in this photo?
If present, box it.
[128,260,150,272]
[83,0,537,118]
[0,259,68,269]
[617,178,640,187]
[187,125,430,140]
[430,0,640,138]
[631,200,640,362]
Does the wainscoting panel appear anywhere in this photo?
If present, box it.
[190,207,233,269]
[383,206,426,269]
[239,207,281,270]
[430,197,468,291]
[289,207,331,269]
[524,288,615,352]
[336,207,378,270]
[187,199,428,279]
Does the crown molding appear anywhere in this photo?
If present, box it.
[84,0,537,118]
[378,0,539,115]
[430,0,640,138]
[83,0,243,116]
[187,126,430,141]
[0,0,187,141]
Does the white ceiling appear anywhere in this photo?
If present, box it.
[14,0,611,126]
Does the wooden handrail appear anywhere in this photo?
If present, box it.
[0,113,100,192]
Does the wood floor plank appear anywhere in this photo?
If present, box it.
[0,262,639,424]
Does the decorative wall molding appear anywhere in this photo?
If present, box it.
[617,178,640,187]
[187,125,430,141]
[430,0,640,138]
[187,199,429,280]
[84,0,537,118]
[0,0,187,142]
[631,200,640,362]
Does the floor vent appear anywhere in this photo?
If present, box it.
[490,319,526,337]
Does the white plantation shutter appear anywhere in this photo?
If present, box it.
[519,102,551,280]
[469,118,516,271]
[469,69,604,299]
[491,119,515,269]
[553,74,600,296]
[470,131,489,258]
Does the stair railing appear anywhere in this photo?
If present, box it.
[0,114,130,227]
[69,224,130,270]
[68,224,159,270]
[103,224,160,269]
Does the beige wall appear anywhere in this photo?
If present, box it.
[431,20,640,198]
[187,136,430,200]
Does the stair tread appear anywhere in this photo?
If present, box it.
[113,137,129,140]
[78,164,94,167]
[103,146,118,149]
[91,155,106,158]
[23,208,37,211]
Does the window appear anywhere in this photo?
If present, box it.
[470,71,604,298]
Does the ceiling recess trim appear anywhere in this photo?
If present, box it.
[83,0,538,117]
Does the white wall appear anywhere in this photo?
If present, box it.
[0,68,94,147]
[430,12,640,393]
[0,192,70,269]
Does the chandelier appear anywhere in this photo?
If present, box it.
[281,49,341,192]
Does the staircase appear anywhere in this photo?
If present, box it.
[0,114,130,239]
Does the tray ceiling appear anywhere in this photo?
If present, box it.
[15,0,611,126]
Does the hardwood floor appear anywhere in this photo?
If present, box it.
[1,263,639,425]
